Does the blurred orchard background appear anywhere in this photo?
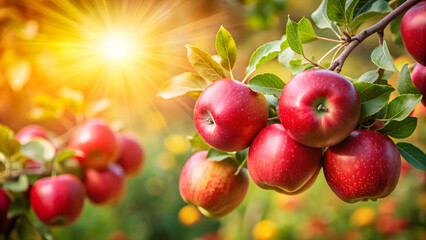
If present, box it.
[0,0,425,239]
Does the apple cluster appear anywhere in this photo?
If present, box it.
[0,118,144,231]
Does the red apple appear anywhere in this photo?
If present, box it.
[84,164,126,205]
[412,63,426,106]
[179,151,249,218]
[117,134,145,177]
[323,129,401,203]
[247,124,322,194]
[401,1,426,65]
[0,188,15,234]
[193,79,268,152]
[279,69,360,148]
[30,174,86,227]
[15,125,47,144]
[68,119,120,169]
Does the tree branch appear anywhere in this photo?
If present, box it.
[329,0,420,73]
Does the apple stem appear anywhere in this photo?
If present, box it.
[234,157,247,176]
[329,0,421,73]
[317,104,328,112]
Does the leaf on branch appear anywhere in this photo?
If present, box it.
[398,64,421,95]
[55,149,76,163]
[327,0,347,27]
[379,117,417,139]
[206,148,234,162]
[20,138,56,163]
[289,59,306,75]
[351,0,392,32]
[248,73,286,98]
[298,17,318,44]
[278,45,295,69]
[186,45,226,82]
[312,0,335,30]
[246,39,287,76]
[215,26,237,71]
[353,82,394,117]
[4,175,29,193]
[286,18,304,55]
[9,216,43,240]
[236,148,249,166]
[396,142,426,171]
[371,41,398,72]
[345,0,360,26]
[384,94,422,121]
[157,72,211,99]
[356,70,380,83]
[390,13,404,45]
[188,133,211,153]
[0,124,20,158]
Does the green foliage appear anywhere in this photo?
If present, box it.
[246,39,287,76]
[327,0,347,27]
[379,117,417,139]
[356,70,380,83]
[55,150,76,163]
[9,217,43,240]
[398,64,421,95]
[396,142,426,171]
[371,41,398,72]
[353,82,394,117]
[215,26,237,71]
[351,0,392,32]
[157,73,211,99]
[286,18,304,55]
[188,133,211,152]
[4,175,29,193]
[248,73,285,97]
[20,138,56,163]
[0,124,20,157]
[384,94,422,121]
[186,45,226,82]
[205,149,234,162]
[312,0,335,30]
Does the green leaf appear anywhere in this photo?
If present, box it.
[7,196,29,218]
[0,124,20,157]
[356,70,380,83]
[379,117,417,139]
[371,41,398,72]
[345,0,360,25]
[289,59,305,75]
[186,45,226,81]
[55,149,75,163]
[385,94,422,121]
[236,148,249,165]
[312,0,334,30]
[390,13,404,45]
[215,26,237,71]
[398,64,421,95]
[286,18,303,55]
[298,17,318,44]
[248,73,285,97]
[353,82,394,117]
[156,72,211,99]
[396,142,426,171]
[4,175,29,192]
[21,138,55,162]
[278,46,295,68]
[188,133,211,152]
[206,148,234,162]
[246,39,287,76]
[351,0,392,32]
[327,0,347,27]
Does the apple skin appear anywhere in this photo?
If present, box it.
[0,188,15,234]
[412,63,426,106]
[15,125,47,144]
[30,174,86,227]
[84,164,126,205]
[401,1,426,66]
[279,69,361,148]
[193,79,268,152]
[179,151,249,218]
[68,119,120,169]
[323,129,401,203]
[117,134,145,177]
[247,124,322,194]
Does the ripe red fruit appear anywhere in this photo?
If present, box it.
[15,125,47,144]
[30,174,86,227]
[0,188,15,234]
[193,79,268,152]
[68,119,120,169]
[323,129,401,203]
[401,1,426,65]
[247,124,322,194]
[84,164,126,205]
[179,151,249,218]
[411,63,426,106]
[279,69,360,148]
[117,134,145,177]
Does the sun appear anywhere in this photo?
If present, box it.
[98,32,136,62]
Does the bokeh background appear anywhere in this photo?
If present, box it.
[0,0,425,239]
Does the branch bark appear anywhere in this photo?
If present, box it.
[329,0,420,73]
